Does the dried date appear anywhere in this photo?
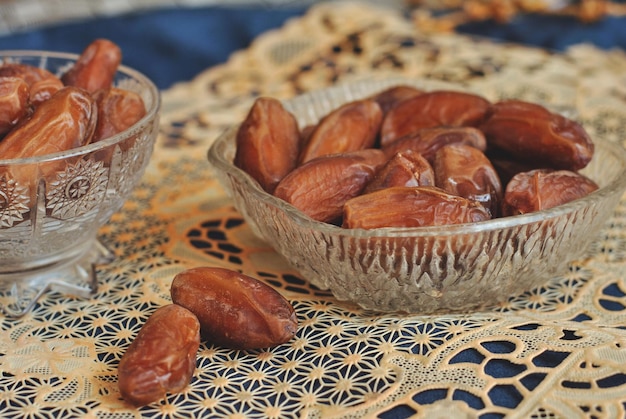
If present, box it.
[380,90,491,146]
[298,99,382,164]
[170,267,298,350]
[274,148,387,224]
[433,144,502,217]
[234,84,600,227]
[479,99,594,171]
[502,169,599,216]
[0,86,96,165]
[0,77,30,135]
[343,186,491,229]
[369,84,424,115]
[234,97,300,194]
[364,149,435,194]
[382,126,487,163]
[0,40,147,164]
[61,38,122,93]
[117,304,201,407]
[92,87,147,141]
[0,63,63,106]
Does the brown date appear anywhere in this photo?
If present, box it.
[92,87,147,141]
[0,77,30,135]
[0,86,96,159]
[117,304,201,407]
[298,99,382,164]
[61,38,122,93]
[502,169,599,216]
[434,144,502,217]
[234,97,300,194]
[364,149,435,194]
[30,77,65,106]
[0,63,63,106]
[379,90,491,146]
[479,99,594,171]
[170,267,298,350]
[274,148,387,224]
[369,85,424,115]
[382,126,487,163]
[343,185,491,229]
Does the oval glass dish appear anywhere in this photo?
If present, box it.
[0,51,160,317]
[207,78,626,313]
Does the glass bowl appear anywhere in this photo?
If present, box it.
[207,78,626,314]
[0,51,160,317]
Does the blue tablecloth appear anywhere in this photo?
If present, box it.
[458,13,626,52]
[0,6,309,89]
[0,5,623,89]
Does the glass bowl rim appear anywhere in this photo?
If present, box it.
[0,50,161,166]
[209,121,626,239]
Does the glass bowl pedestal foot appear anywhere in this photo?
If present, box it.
[0,240,114,318]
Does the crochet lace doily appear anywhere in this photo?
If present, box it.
[2,2,626,418]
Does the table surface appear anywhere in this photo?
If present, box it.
[1,2,626,418]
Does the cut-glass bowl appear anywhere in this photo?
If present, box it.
[208,78,626,313]
[0,51,160,317]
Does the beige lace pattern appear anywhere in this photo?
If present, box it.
[2,2,626,418]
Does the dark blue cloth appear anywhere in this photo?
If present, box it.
[457,13,626,52]
[0,6,624,89]
[0,6,308,89]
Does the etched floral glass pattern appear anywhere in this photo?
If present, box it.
[0,51,160,317]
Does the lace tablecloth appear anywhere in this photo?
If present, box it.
[2,2,626,418]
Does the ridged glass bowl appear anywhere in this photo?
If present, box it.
[0,51,160,317]
[208,78,626,313]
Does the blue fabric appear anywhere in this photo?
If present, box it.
[0,6,308,89]
[457,13,626,52]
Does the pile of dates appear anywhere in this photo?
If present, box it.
[234,85,599,229]
[117,267,298,407]
[0,38,146,162]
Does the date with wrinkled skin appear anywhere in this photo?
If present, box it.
[298,99,382,164]
[30,77,65,106]
[364,149,434,194]
[118,304,201,407]
[434,144,502,217]
[382,126,487,163]
[380,90,491,146]
[343,186,491,229]
[92,87,147,141]
[171,267,298,350]
[369,85,424,115]
[61,38,122,93]
[0,77,30,135]
[479,99,594,171]
[0,86,96,161]
[502,169,599,216]
[0,63,63,106]
[274,148,387,224]
[235,97,300,194]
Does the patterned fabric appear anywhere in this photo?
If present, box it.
[2,2,626,418]
[410,0,626,25]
